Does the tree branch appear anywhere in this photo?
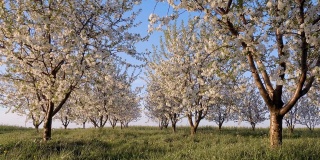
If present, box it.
[225,0,233,13]
[247,53,273,108]
[256,60,274,96]
[53,86,74,115]
[312,16,320,25]
[280,1,309,116]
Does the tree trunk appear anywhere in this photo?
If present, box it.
[35,125,40,133]
[251,122,256,131]
[285,118,294,134]
[170,113,178,133]
[191,126,197,135]
[110,119,117,129]
[288,125,294,134]
[43,117,53,141]
[43,102,54,141]
[89,118,98,128]
[187,114,200,135]
[270,112,283,147]
[164,122,168,128]
[82,122,86,129]
[172,122,176,133]
[62,116,69,129]
[159,121,163,130]
[100,116,104,128]
[33,120,42,133]
[218,122,222,131]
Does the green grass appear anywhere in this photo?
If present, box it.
[0,125,319,160]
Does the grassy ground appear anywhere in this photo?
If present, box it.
[0,125,319,160]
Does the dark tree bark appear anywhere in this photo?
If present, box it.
[289,126,294,133]
[110,118,117,129]
[187,111,203,136]
[170,113,178,133]
[90,115,108,128]
[171,122,177,133]
[190,125,197,135]
[270,112,283,146]
[32,118,43,133]
[120,121,129,129]
[35,124,40,133]
[250,122,256,131]
[159,117,169,130]
[61,116,70,129]
[43,102,54,141]
[215,0,315,147]
[285,118,295,134]
[218,122,223,131]
[42,87,73,141]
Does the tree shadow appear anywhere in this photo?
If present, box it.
[195,126,320,139]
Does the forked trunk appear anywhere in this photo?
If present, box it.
[62,116,69,129]
[170,113,177,133]
[187,114,200,136]
[164,123,169,128]
[270,112,283,147]
[191,126,197,135]
[110,119,117,129]
[288,125,294,134]
[35,125,39,133]
[33,120,42,133]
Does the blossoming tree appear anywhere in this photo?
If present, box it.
[236,82,268,131]
[145,58,182,132]
[150,0,320,146]
[0,0,144,141]
[296,91,320,131]
[147,20,242,135]
[282,89,299,133]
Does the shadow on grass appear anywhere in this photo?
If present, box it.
[0,125,32,134]
[2,139,111,159]
[2,137,170,159]
[194,126,320,139]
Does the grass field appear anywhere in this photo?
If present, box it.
[0,125,319,160]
